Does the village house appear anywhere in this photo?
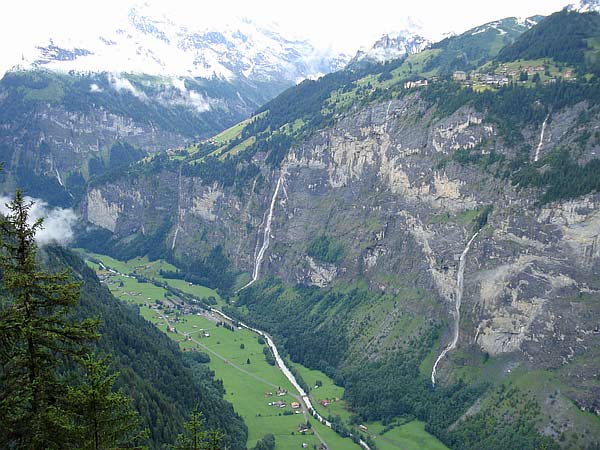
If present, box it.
[291,402,300,409]
[404,79,429,89]
[452,70,467,81]
[268,401,286,408]
[297,424,310,434]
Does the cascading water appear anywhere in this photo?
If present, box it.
[171,166,183,250]
[431,231,479,385]
[534,115,549,162]
[238,173,285,291]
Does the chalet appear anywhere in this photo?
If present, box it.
[452,71,467,81]
[297,424,310,433]
[404,79,428,89]
[319,400,331,407]
[291,402,301,409]
[359,424,368,432]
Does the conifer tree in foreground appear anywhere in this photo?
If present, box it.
[0,190,145,449]
[68,355,148,450]
[171,410,224,450]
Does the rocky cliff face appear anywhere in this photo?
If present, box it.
[1,102,186,183]
[85,92,600,418]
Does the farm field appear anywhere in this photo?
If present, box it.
[80,251,447,450]
[80,251,361,450]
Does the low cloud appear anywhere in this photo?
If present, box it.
[108,73,147,100]
[0,196,78,246]
[170,77,210,113]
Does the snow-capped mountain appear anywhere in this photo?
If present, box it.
[9,5,349,83]
[568,0,600,12]
[468,15,542,37]
[348,16,429,65]
[352,32,430,64]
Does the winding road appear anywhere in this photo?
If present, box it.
[211,308,372,450]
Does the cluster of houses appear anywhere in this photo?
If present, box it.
[403,63,577,92]
[452,70,510,86]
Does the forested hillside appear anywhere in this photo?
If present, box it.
[46,246,248,449]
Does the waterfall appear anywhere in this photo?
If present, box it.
[171,166,183,250]
[238,173,284,291]
[431,231,479,385]
[55,168,64,187]
[534,115,549,162]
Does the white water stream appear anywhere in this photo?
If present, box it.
[55,168,64,187]
[238,173,285,291]
[211,308,372,450]
[534,115,549,162]
[171,166,183,250]
[431,232,479,385]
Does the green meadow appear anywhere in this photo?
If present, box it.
[81,251,447,450]
[80,251,361,450]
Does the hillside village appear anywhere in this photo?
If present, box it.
[404,61,577,90]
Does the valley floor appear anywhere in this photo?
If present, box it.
[79,250,448,450]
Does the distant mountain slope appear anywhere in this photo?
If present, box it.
[0,2,353,206]
[0,69,290,206]
[425,16,541,74]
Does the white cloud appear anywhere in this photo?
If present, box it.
[89,83,102,92]
[108,73,147,99]
[166,77,210,112]
[187,90,210,113]
[0,196,78,246]
[0,0,573,59]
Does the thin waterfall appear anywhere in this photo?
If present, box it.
[238,173,284,291]
[534,115,549,162]
[431,231,479,385]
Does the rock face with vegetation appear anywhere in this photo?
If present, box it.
[0,69,292,206]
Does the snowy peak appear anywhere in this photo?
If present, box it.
[352,31,429,64]
[568,0,600,12]
[11,5,349,83]
[469,16,539,37]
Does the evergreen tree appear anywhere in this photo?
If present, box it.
[171,410,223,450]
[0,190,98,448]
[68,355,148,450]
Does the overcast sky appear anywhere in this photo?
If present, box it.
[3,0,573,54]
